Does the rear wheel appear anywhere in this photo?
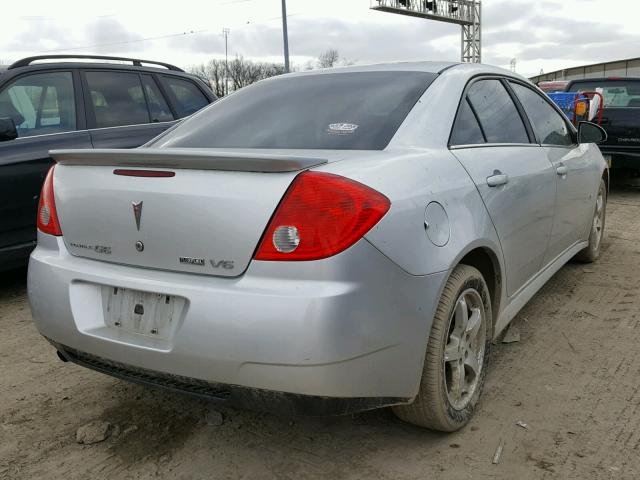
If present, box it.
[575,178,607,263]
[393,265,492,431]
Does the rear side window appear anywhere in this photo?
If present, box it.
[0,71,76,137]
[510,82,573,146]
[85,71,149,128]
[450,98,485,145]
[142,75,174,123]
[150,71,436,150]
[467,79,529,144]
[159,76,208,117]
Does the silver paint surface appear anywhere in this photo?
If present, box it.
[29,61,606,401]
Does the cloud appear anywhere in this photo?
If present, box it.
[2,0,639,77]
[5,17,144,55]
[477,0,640,73]
[84,18,145,53]
[5,18,74,52]
[175,16,459,65]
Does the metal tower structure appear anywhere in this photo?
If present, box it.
[371,0,482,63]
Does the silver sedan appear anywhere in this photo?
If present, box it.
[28,62,608,431]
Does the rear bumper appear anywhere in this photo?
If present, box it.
[28,233,447,411]
[54,343,405,415]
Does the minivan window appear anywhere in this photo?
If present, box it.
[0,72,76,137]
[159,76,208,117]
[85,71,149,128]
[510,82,573,146]
[467,79,529,144]
[450,98,486,145]
[150,71,437,150]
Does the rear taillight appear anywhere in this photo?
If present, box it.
[37,165,62,236]
[254,171,390,261]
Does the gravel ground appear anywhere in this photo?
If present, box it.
[1,175,639,480]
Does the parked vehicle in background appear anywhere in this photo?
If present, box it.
[0,55,216,271]
[537,80,569,93]
[28,62,608,432]
[565,78,640,172]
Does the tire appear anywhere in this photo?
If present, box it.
[393,264,492,432]
[575,178,607,263]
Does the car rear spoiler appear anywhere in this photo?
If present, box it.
[49,148,328,173]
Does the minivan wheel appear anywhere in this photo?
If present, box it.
[575,178,607,263]
[393,264,492,432]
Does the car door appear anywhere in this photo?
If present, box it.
[450,78,556,297]
[508,81,595,264]
[0,70,91,264]
[82,70,178,149]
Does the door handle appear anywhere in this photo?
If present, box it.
[556,165,568,176]
[486,171,508,187]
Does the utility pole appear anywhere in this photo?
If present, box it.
[222,28,230,96]
[281,0,290,72]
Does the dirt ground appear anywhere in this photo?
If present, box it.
[2,176,640,480]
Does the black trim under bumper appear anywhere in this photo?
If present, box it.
[52,342,409,416]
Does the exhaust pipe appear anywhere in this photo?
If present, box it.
[56,350,69,362]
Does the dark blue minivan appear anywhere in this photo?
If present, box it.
[0,55,216,270]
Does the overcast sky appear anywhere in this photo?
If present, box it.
[1,0,639,77]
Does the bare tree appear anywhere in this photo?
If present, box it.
[189,56,285,97]
[318,49,340,69]
[306,50,354,70]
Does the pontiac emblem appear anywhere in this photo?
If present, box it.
[132,201,143,231]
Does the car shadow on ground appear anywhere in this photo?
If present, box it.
[96,380,447,468]
[0,267,27,297]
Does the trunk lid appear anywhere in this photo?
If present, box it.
[51,148,328,277]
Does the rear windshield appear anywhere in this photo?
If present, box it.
[568,80,640,108]
[149,71,436,150]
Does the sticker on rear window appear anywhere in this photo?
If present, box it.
[327,123,359,135]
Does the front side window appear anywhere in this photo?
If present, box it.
[159,76,208,117]
[0,71,76,137]
[85,71,150,128]
[467,79,529,144]
[150,71,436,150]
[511,82,573,146]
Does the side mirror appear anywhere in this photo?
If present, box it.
[578,121,607,145]
[0,117,18,142]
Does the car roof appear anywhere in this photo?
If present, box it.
[282,61,528,82]
[292,61,459,75]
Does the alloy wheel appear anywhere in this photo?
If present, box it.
[443,288,487,410]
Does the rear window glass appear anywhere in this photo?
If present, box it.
[149,71,436,150]
[568,80,640,108]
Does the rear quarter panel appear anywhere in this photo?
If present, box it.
[319,149,504,278]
